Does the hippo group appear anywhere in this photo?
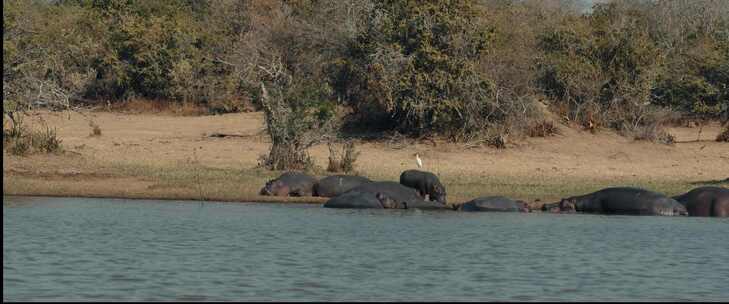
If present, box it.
[260,170,727,217]
[260,170,450,210]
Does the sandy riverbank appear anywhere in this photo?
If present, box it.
[3,110,728,207]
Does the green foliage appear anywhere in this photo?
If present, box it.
[334,0,495,138]
[538,2,670,136]
[652,34,729,119]
[3,0,729,145]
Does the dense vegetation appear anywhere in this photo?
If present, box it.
[4,0,729,158]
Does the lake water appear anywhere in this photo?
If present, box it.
[4,196,729,301]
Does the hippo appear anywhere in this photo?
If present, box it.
[673,186,729,217]
[542,201,576,214]
[458,196,530,212]
[554,187,688,216]
[399,169,447,204]
[313,175,371,197]
[259,172,318,197]
[325,181,450,210]
[323,191,385,209]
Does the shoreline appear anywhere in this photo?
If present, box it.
[3,110,728,208]
[3,170,729,210]
[2,193,328,205]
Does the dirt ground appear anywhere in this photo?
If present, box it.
[3,110,728,206]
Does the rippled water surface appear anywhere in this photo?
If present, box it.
[4,196,729,301]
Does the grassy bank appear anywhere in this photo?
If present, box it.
[4,156,727,209]
[3,110,728,208]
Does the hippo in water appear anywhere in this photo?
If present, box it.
[399,169,447,204]
[458,196,530,212]
[552,187,688,216]
[673,186,729,217]
[313,175,371,197]
[323,191,386,209]
[324,181,449,210]
[259,172,318,197]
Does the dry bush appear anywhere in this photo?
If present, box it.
[327,141,360,173]
[88,120,102,137]
[108,99,206,116]
[717,125,729,142]
[8,136,31,155]
[258,78,334,172]
[619,107,679,145]
[527,120,560,137]
[4,122,63,155]
[486,133,508,149]
[631,125,675,144]
[31,126,63,153]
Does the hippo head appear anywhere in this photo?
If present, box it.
[542,202,561,213]
[558,198,577,213]
[260,180,289,196]
[515,200,530,213]
[671,203,689,216]
[376,192,400,209]
[432,184,447,205]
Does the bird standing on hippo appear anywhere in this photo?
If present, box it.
[324,181,448,210]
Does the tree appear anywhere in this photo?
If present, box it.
[334,0,496,139]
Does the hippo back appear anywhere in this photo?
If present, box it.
[459,196,526,212]
[323,191,384,209]
[580,187,687,216]
[674,186,729,217]
[399,169,447,204]
[314,175,371,197]
[345,181,449,210]
[347,181,426,207]
[278,172,318,196]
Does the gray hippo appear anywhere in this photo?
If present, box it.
[553,187,688,216]
[399,169,447,204]
[313,175,371,197]
[458,196,530,212]
[673,186,729,217]
[324,181,449,210]
[259,172,318,197]
[323,191,385,209]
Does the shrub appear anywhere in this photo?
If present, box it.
[89,120,102,136]
[527,120,560,138]
[31,126,63,153]
[258,77,335,171]
[333,0,500,139]
[537,2,664,135]
[718,125,729,142]
[7,135,30,156]
[3,119,63,155]
[327,141,360,173]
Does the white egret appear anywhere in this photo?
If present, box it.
[415,153,423,168]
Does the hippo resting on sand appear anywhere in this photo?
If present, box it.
[323,181,449,210]
[260,172,318,197]
[314,175,371,197]
[399,169,447,204]
[458,196,530,212]
[543,187,688,216]
[673,186,729,217]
